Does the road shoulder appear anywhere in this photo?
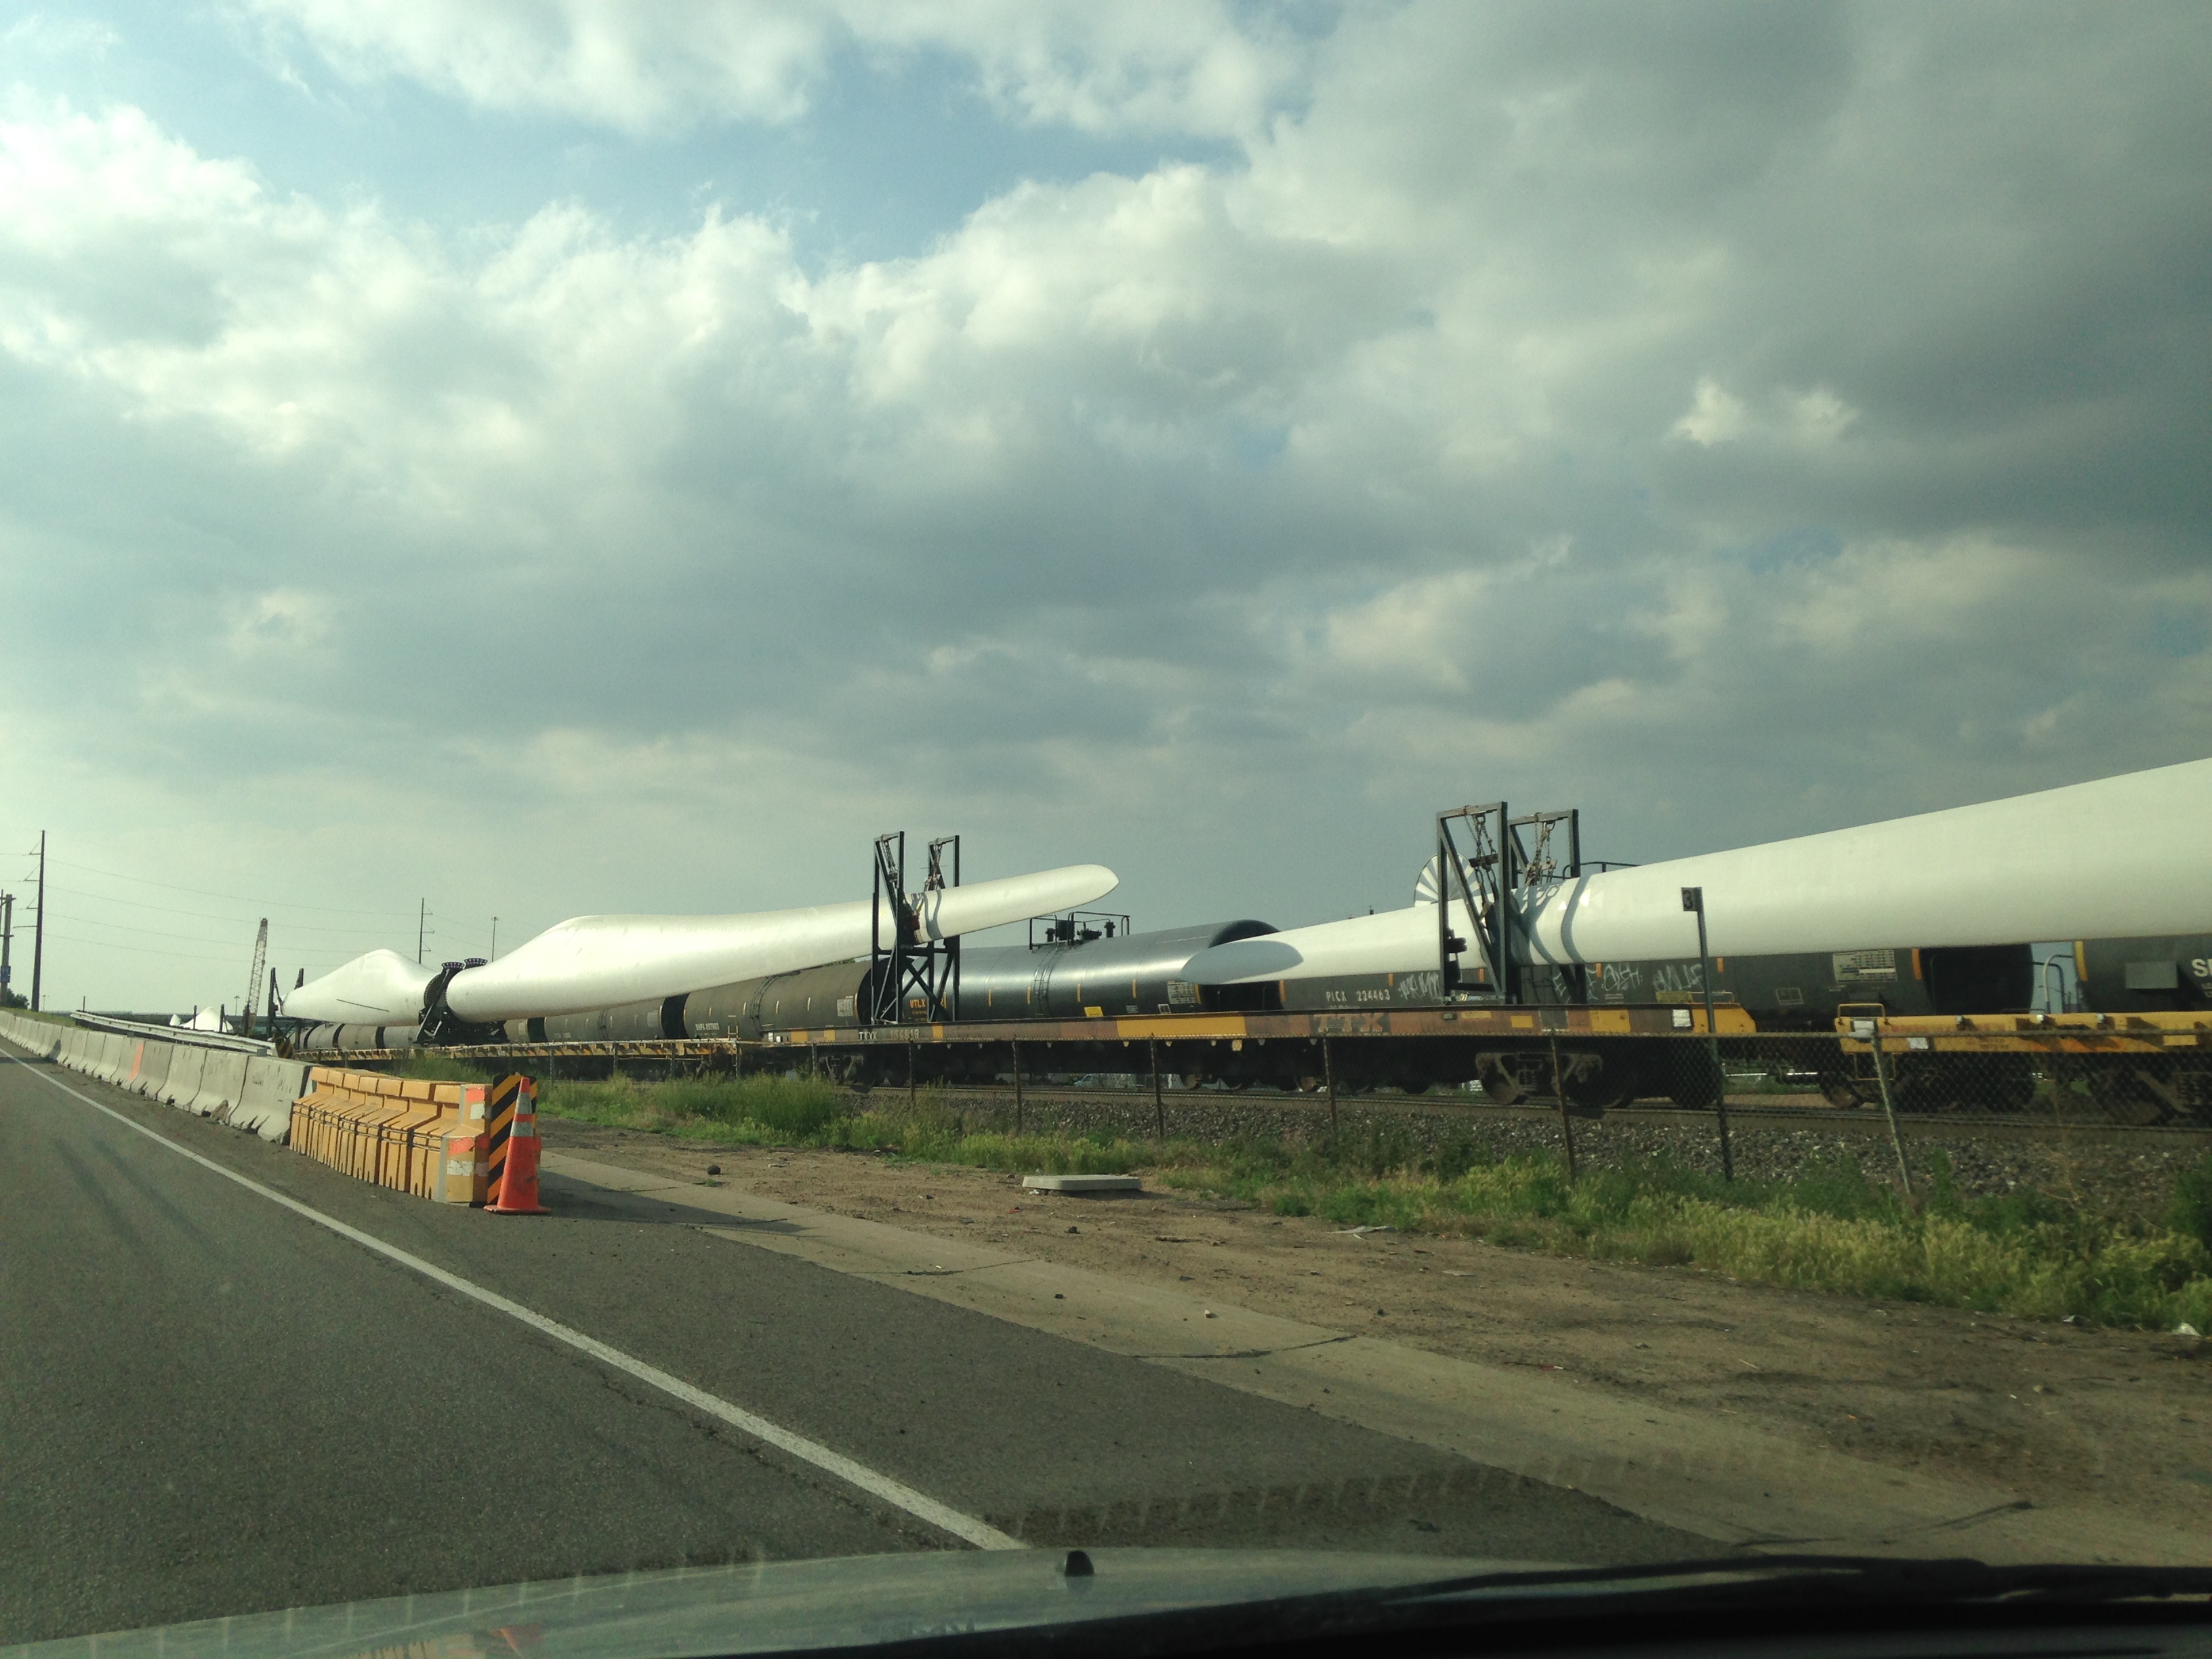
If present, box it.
[539,1141,2205,1565]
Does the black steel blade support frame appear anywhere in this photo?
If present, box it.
[1437,803,1586,1005]
[867,832,962,1028]
[1437,804,1511,1002]
[1509,807,1586,1004]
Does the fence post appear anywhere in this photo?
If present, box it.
[1150,1038,1164,1141]
[1864,1021,1916,1201]
[1323,1035,1338,1137]
[1682,886,1733,1181]
[1012,1039,1024,1136]
[1549,1035,1578,1182]
[1708,1020,1734,1183]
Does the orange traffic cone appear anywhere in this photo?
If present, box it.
[487,1075,548,1215]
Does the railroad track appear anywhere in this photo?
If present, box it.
[291,1043,2212,1136]
[827,1080,2212,1141]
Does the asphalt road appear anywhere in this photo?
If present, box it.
[0,1043,1703,1645]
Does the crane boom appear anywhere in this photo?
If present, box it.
[241,918,268,1037]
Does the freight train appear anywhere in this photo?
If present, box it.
[287,918,2211,1118]
[286,759,2212,1120]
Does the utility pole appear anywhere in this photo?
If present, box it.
[31,831,45,1012]
[417,899,428,964]
[490,916,498,960]
[1,889,13,1004]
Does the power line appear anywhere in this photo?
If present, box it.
[43,912,287,949]
[40,932,362,974]
[43,885,411,937]
[47,858,415,916]
[37,932,258,965]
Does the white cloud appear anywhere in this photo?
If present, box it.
[1670,379,1857,449]
[234,0,1305,138]
[3,0,2209,1006]
[226,588,334,656]
[1,13,121,58]
[1671,375,1746,445]
[1786,384,1857,445]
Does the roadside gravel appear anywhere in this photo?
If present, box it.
[541,1116,2212,1555]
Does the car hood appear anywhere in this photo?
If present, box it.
[8,1549,1551,1659]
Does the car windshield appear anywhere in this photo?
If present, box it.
[3,4,2208,1654]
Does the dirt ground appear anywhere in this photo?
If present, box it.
[543,1120,2212,1542]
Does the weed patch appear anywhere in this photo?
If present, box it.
[523,1073,2212,1331]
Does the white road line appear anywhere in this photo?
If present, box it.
[1,1047,1022,1553]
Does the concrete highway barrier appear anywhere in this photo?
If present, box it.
[161,1045,208,1109]
[5,1017,363,1155]
[132,1040,173,1099]
[3,1014,59,1058]
[197,1052,251,1121]
[232,1057,307,1143]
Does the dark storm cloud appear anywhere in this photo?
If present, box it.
[1,2,2207,1004]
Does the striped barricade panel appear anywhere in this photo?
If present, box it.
[483,1074,529,1206]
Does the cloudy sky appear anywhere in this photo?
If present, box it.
[1,1,2206,1012]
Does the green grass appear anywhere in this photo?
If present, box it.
[1154,1143,2212,1331]
[3,1006,79,1025]
[393,1054,498,1084]
[509,1070,2212,1332]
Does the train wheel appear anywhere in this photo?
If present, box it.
[1561,1050,1641,1113]
[1473,1051,1528,1105]
[1816,1073,1867,1109]
[1982,1059,2039,1113]
[1391,1078,1431,1097]
[1658,1048,1722,1109]
[2087,1064,2171,1126]
[1886,1057,1959,1112]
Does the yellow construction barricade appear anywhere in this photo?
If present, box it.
[290,1069,493,1204]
